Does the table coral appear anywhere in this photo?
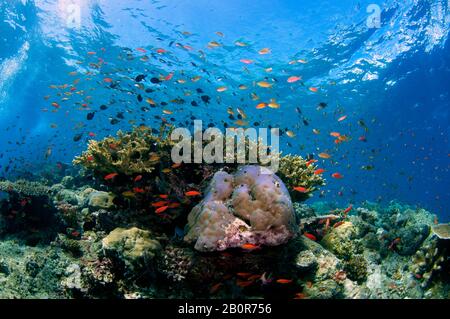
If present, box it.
[73,126,174,176]
[184,165,296,252]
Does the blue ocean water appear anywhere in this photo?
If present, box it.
[0,0,449,221]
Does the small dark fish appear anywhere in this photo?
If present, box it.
[196,88,204,93]
[191,101,198,106]
[145,88,154,93]
[116,112,124,119]
[137,94,143,102]
[135,74,146,82]
[87,112,95,120]
[201,95,210,104]
[110,118,119,125]
[303,119,309,126]
[100,105,108,110]
[73,133,83,142]
[150,77,161,84]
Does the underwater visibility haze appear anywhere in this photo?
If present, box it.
[0,0,449,299]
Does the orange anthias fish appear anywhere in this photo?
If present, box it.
[293,186,309,193]
[158,194,169,199]
[276,279,293,284]
[133,187,145,194]
[318,152,331,159]
[343,204,353,215]
[287,76,302,83]
[309,87,318,92]
[256,102,267,109]
[236,279,254,288]
[155,205,169,214]
[331,172,344,179]
[134,175,143,182]
[152,201,169,208]
[210,283,223,294]
[303,232,317,241]
[306,159,318,167]
[241,243,260,250]
[240,59,254,64]
[236,272,253,278]
[330,132,341,137]
[314,168,325,175]
[104,173,118,180]
[185,191,201,197]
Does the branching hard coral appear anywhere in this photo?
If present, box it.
[158,246,193,282]
[0,180,50,197]
[277,155,325,200]
[73,126,175,176]
[410,238,447,288]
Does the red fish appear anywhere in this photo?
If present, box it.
[331,172,344,179]
[136,47,147,53]
[276,279,293,284]
[358,136,367,142]
[165,73,174,81]
[293,186,309,193]
[303,232,317,241]
[133,187,145,194]
[134,175,142,182]
[337,115,347,122]
[343,205,353,215]
[104,173,118,180]
[156,48,166,54]
[236,272,252,278]
[103,78,113,83]
[158,194,169,199]
[314,168,325,175]
[236,279,254,288]
[306,159,317,167]
[241,243,260,250]
[155,206,169,214]
[185,191,201,197]
[210,283,223,294]
[87,155,94,162]
[88,132,96,137]
[152,201,169,208]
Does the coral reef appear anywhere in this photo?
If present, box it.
[184,165,296,252]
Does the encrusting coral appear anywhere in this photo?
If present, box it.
[184,165,296,252]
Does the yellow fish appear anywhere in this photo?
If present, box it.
[257,81,273,88]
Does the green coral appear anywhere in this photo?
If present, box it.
[73,125,174,176]
[344,254,368,283]
[277,155,325,200]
